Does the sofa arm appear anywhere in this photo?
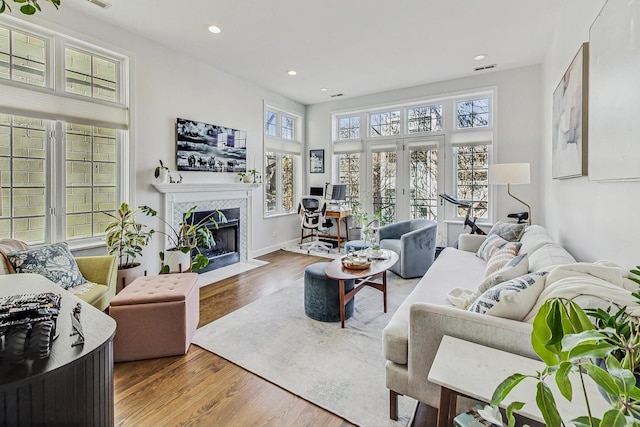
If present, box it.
[458,234,487,253]
[76,255,117,308]
[405,303,535,409]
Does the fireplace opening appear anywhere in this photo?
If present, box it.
[189,207,240,273]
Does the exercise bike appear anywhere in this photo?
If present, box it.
[438,194,487,235]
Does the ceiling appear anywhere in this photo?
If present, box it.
[61,0,563,105]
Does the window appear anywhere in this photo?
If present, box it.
[0,25,47,87]
[0,21,129,247]
[372,151,396,224]
[454,145,488,219]
[456,98,490,129]
[369,110,400,137]
[407,105,443,133]
[337,153,359,206]
[265,152,295,214]
[338,115,360,140]
[65,123,117,239]
[409,148,438,220]
[65,47,119,103]
[264,105,302,216]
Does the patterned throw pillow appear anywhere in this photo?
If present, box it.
[476,234,509,261]
[468,272,548,320]
[7,242,87,289]
[484,243,521,276]
[464,254,530,308]
[488,221,527,242]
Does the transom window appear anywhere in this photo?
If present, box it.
[407,105,443,133]
[0,25,47,87]
[456,98,490,129]
[369,110,401,137]
[281,114,295,140]
[265,110,277,136]
[65,47,119,103]
[338,115,360,140]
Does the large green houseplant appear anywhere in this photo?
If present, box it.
[484,269,640,427]
[104,202,156,288]
[140,205,226,273]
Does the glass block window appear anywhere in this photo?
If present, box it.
[338,115,360,140]
[369,110,401,137]
[407,105,443,133]
[456,98,490,129]
[265,110,277,136]
[65,123,117,240]
[0,25,47,87]
[0,114,47,243]
[281,114,295,140]
[337,153,360,207]
[65,47,119,103]
[409,148,438,220]
[454,145,488,219]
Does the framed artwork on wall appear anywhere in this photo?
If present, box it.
[176,118,247,173]
[310,149,324,174]
[551,42,589,179]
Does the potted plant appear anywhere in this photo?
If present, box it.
[248,168,259,183]
[104,202,155,290]
[237,172,251,183]
[154,160,171,183]
[140,205,226,274]
[484,269,640,427]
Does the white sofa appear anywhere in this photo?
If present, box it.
[382,225,577,420]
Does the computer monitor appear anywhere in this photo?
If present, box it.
[330,184,346,202]
[309,186,324,197]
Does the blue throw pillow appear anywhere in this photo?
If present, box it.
[8,242,87,289]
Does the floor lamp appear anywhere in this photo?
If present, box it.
[489,163,531,225]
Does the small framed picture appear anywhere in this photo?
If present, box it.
[310,149,324,174]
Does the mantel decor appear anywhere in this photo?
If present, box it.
[551,42,588,179]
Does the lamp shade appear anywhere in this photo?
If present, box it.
[489,163,530,185]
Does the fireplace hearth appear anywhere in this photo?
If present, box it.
[190,208,240,273]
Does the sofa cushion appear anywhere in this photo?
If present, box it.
[7,242,87,289]
[382,247,486,365]
[468,271,548,320]
[528,243,576,272]
[519,225,555,255]
[484,244,520,276]
[488,221,526,242]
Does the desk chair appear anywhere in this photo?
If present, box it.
[298,196,333,254]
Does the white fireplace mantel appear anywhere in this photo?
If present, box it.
[152,182,260,194]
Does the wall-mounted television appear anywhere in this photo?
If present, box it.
[176,118,247,173]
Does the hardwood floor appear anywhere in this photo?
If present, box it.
[113,250,436,426]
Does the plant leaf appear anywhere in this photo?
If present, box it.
[600,408,629,427]
[20,4,36,14]
[505,401,525,427]
[567,342,617,361]
[571,416,602,427]
[568,302,596,332]
[605,356,636,397]
[491,373,528,406]
[555,361,573,401]
[532,300,561,365]
[536,381,562,427]
[583,362,620,397]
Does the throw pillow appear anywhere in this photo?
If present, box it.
[467,271,548,320]
[476,234,509,261]
[484,243,522,276]
[464,254,530,308]
[488,221,527,242]
[7,242,87,289]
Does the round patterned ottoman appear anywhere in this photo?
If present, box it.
[304,262,355,322]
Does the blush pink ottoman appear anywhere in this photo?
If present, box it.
[109,273,199,362]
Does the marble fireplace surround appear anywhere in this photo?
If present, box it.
[152,183,259,266]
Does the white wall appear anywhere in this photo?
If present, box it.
[306,65,543,239]
[541,0,639,270]
[28,9,304,271]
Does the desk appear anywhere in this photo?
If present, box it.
[300,208,351,251]
[428,335,608,427]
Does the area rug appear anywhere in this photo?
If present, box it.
[282,243,341,259]
[192,272,419,426]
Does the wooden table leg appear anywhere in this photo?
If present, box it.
[339,279,345,328]
[344,217,349,242]
[438,386,452,427]
[336,217,342,252]
[382,271,387,313]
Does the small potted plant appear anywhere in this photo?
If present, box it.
[154,160,173,183]
[141,205,227,273]
[237,172,251,183]
[104,202,155,290]
[248,168,259,183]
[484,269,640,427]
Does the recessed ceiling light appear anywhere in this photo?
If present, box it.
[320,87,328,92]
[208,25,221,34]
[287,70,297,76]
[474,54,487,61]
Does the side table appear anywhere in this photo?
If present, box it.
[428,335,609,427]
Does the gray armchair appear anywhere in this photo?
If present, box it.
[378,219,437,279]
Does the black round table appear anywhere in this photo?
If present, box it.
[0,274,117,426]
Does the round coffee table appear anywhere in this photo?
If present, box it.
[325,249,399,328]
